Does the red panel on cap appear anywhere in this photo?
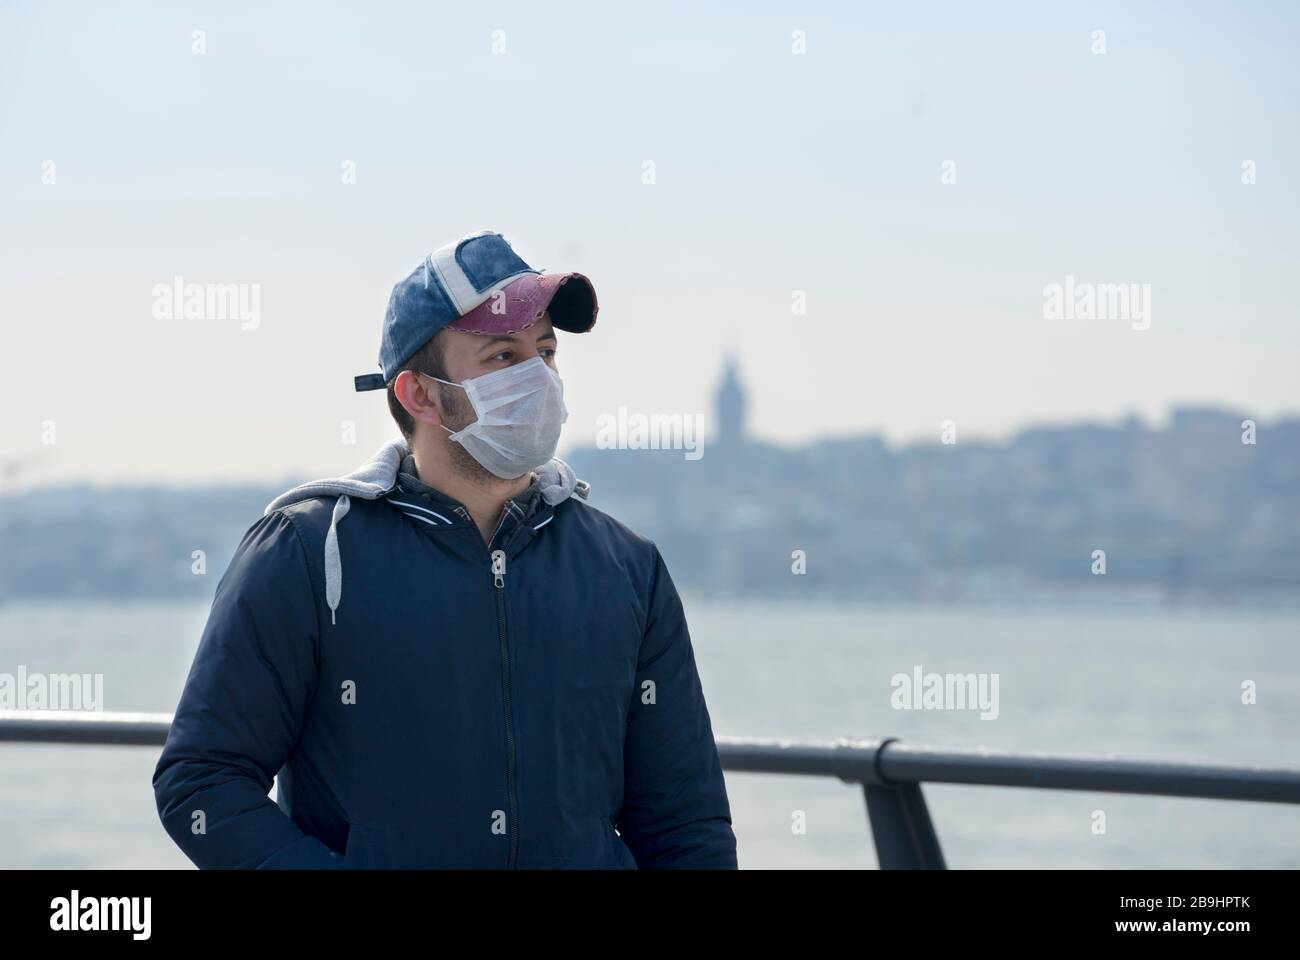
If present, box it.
[448,272,596,335]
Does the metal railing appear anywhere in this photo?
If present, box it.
[4,710,1300,868]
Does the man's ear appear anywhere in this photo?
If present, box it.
[393,370,445,430]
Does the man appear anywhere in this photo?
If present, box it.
[152,230,737,869]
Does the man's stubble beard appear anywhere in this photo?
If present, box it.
[435,382,500,485]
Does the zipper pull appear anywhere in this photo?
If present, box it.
[491,549,507,588]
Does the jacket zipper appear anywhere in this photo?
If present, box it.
[491,547,519,869]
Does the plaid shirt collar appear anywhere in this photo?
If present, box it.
[395,453,544,550]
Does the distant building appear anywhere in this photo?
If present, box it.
[714,354,747,449]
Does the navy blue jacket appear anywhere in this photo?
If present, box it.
[152,459,736,869]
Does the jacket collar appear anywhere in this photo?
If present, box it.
[262,438,588,625]
[394,453,546,548]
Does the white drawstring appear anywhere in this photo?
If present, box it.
[324,495,351,625]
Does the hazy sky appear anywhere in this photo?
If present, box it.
[3,1,1297,485]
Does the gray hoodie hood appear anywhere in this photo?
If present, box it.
[264,437,590,624]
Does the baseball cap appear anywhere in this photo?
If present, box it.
[354,230,598,391]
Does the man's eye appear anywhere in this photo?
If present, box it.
[540,348,557,359]
[492,352,512,362]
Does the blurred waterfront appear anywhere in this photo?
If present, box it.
[2,597,1297,869]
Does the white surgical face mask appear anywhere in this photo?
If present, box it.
[422,356,568,479]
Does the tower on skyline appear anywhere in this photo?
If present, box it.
[714,353,746,448]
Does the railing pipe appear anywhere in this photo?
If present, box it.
[4,713,1299,869]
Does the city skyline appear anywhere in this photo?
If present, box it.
[4,354,1294,493]
[5,369,1296,603]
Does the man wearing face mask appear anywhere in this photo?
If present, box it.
[153,230,738,870]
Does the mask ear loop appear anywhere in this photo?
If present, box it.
[417,371,472,436]
[419,371,464,390]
